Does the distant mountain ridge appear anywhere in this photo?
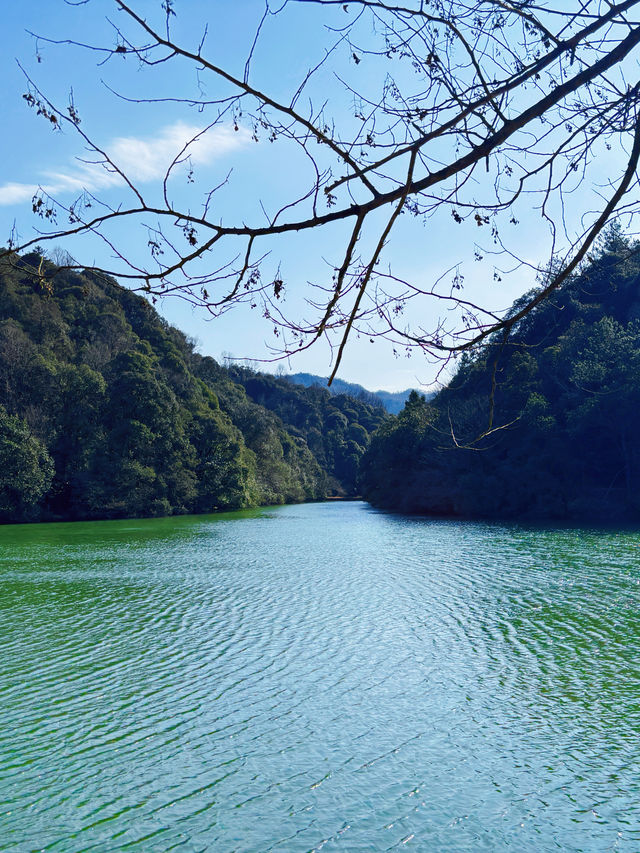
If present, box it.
[286,372,429,414]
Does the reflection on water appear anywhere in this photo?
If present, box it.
[1,502,639,851]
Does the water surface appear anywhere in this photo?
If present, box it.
[1,502,639,851]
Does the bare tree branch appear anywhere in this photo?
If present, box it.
[5,0,640,379]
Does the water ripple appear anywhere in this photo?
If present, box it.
[1,504,640,851]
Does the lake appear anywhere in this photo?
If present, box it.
[1,501,639,851]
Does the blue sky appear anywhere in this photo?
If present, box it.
[0,1,625,392]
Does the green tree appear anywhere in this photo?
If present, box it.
[362,239,640,520]
[0,406,53,520]
[90,350,197,517]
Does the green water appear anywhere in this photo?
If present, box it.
[1,502,640,851]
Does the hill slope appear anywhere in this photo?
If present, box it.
[361,230,640,521]
[0,252,382,522]
[229,366,387,494]
[286,372,421,414]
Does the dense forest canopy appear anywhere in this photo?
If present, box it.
[0,252,384,523]
[361,230,640,521]
[4,230,640,524]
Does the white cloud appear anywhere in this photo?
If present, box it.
[0,121,250,207]
[108,122,247,183]
[0,183,43,206]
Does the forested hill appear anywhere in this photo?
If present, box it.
[286,372,419,414]
[226,366,386,495]
[361,230,640,521]
[0,252,384,523]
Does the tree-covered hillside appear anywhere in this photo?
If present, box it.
[228,367,387,494]
[285,373,419,415]
[361,230,640,521]
[0,252,382,522]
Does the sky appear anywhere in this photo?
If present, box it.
[0,0,627,392]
